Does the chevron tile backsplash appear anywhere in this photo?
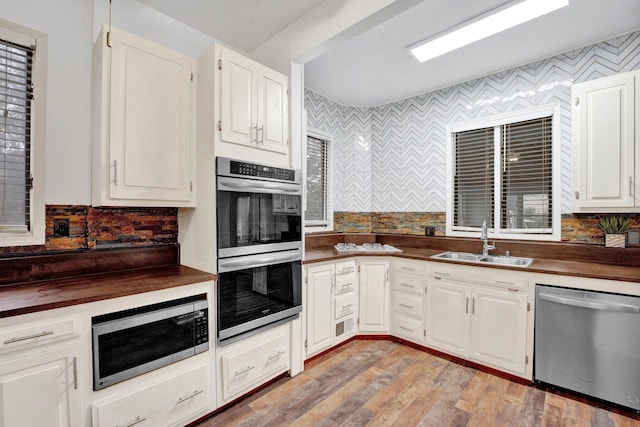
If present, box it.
[305,30,640,214]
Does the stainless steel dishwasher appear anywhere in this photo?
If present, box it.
[535,284,640,411]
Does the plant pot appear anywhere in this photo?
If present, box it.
[605,234,626,248]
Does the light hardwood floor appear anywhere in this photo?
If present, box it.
[194,340,640,426]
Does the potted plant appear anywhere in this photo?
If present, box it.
[597,215,631,248]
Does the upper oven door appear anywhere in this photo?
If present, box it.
[217,176,302,258]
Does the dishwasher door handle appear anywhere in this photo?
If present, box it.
[539,293,640,314]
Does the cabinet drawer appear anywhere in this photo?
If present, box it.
[393,273,424,295]
[93,363,210,427]
[221,329,289,399]
[334,260,357,276]
[0,318,77,353]
[394,260,425,275]
[334,294,356,320]
[335,275,356,295]
[393,293,424,319]
[393,315,424,342]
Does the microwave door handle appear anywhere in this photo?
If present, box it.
[218,253,301,272]
[218,177,301,195]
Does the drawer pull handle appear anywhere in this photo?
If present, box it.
[400,326,414,332]
[177,389,204,405]
[433,272,450,276]
[336,268,354,275]
[401,267,416,272]
[399,303,414,309]
[495,280,516,285]
[268,350,285,361]
[234,365,255,376]
[400,283,414,288]
[121,416,146,427]
[342,304,353,311]
[508,288,519,292]
[4,330,54,345]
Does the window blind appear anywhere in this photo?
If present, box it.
[453,127,495,230]
[305,135,329,226]
[0,37,33,232]
[501,116,553,233]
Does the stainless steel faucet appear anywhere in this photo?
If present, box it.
[481,220,495,256]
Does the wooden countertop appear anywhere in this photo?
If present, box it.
[304,246,640,284]
[0,265,215,319]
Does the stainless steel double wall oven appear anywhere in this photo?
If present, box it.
[216,157,302,344]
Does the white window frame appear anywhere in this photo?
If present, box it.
[445,104,561,241]
[304,128,333,233]
[0,19,47,247]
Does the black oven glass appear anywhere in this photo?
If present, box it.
[96,316,196,379]
[217,190,301,250]
[218,260,302,334]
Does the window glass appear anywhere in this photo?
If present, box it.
[448,108,558,241]
[305,133,332,230]
[0,37,33,232]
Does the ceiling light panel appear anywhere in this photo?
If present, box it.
[410,0,569,63]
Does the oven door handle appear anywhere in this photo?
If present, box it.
[218,177,301,195]
[218,251,302,272]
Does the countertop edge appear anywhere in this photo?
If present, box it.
[303,247,640,284]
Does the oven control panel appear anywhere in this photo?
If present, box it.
[229,160,295,181]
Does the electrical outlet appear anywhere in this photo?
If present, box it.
[54,218,70,237]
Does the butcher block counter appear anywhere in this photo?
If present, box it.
[304,233,640,284]
[0,245,215,318]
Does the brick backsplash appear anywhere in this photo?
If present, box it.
[0,205,178,255]
[333,211,640,246]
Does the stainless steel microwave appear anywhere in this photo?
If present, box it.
[92,295,209,390]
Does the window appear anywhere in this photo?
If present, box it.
[0,21,45,246]
[305,131,332,231]
[446,106,560,241]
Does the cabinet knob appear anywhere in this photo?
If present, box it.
[575,190,580,200]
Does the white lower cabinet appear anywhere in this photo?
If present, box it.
[304,260,358,358]
[426,280,470,357]
[93,361,211,427]
[426,264,530,376]
[0,345,82,427]
[391,259,426,344]
[358,259,389,333]
[218,323,290,404]
[305,263,334,356]
[470,287,528,374]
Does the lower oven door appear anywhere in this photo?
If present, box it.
[217,249,302,343]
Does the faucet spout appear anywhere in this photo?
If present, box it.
[481,220,495,256]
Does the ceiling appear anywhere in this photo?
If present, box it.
[140,0,640,107]
[138,0,326,52]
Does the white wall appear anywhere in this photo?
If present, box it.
[0,0,93,205]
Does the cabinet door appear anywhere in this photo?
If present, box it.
[109,27,194,204]
[257,68,288,153]
[358,260,389,333]
[470,288,528,374]
[573,73,636,210]
[0,346,81,427]
[426,281,470,357]
[306,264,334,356]
[220,48,258,146]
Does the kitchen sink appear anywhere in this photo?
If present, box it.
[431,251,533,267]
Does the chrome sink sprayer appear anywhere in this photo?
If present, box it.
[481,220,495,256]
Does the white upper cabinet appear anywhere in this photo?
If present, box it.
[93,25,196,207]
[204,44,289,166]
[572,71,640,212]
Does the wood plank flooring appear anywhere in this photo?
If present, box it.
[193,340,640,427]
